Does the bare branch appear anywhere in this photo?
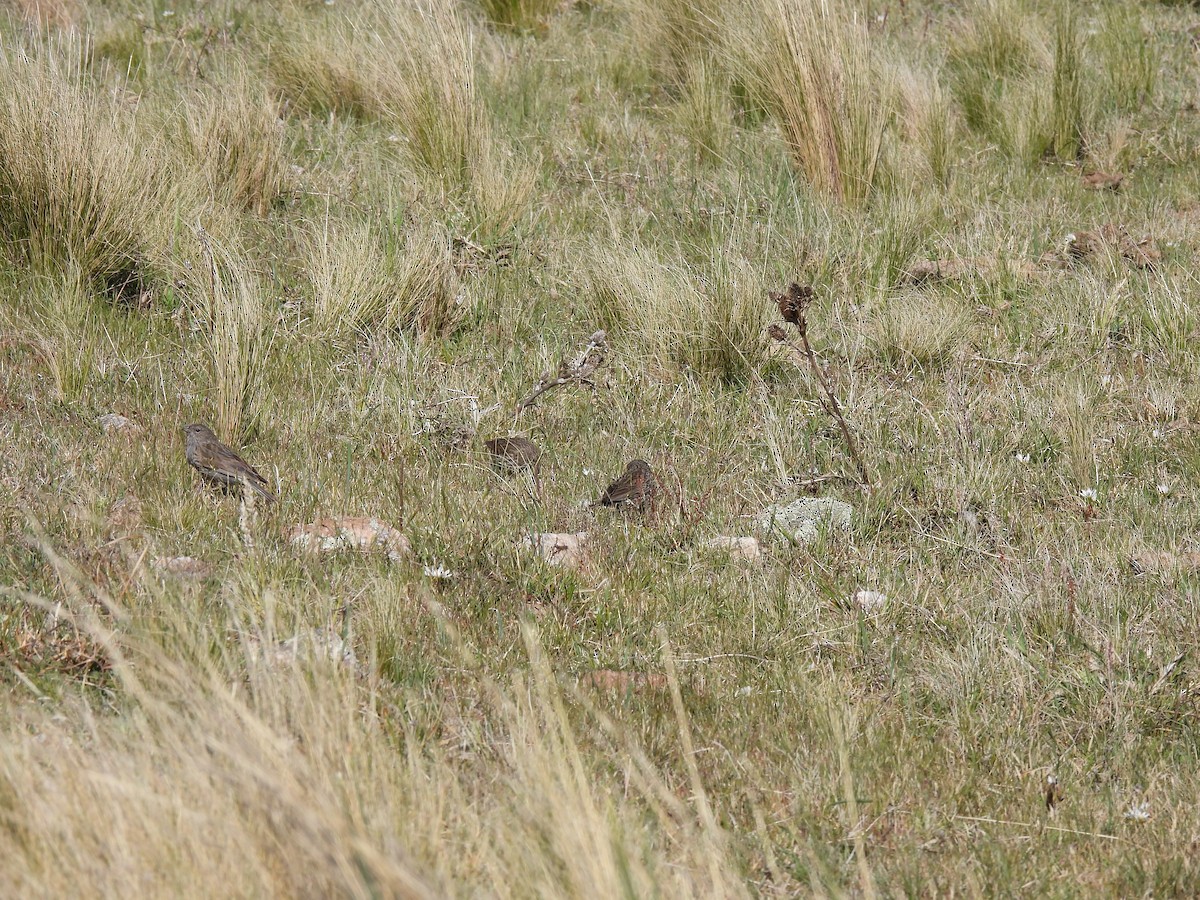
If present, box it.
[516,329,608,413]
[769,284,872,493]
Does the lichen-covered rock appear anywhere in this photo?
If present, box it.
[757,498,853,545]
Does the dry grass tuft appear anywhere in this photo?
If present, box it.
[0,39,200,286]
[309,219,462,341]
[270,2,481,187]
[192,227,273,441]
[865,293,973,370]
[182,74,287,216]
[582,241,767,382]
[727,0,890,202]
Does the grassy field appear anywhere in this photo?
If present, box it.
[3,0,1200,893]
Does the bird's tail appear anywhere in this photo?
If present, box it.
[248,478,276,504]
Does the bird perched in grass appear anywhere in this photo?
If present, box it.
[184,423,275,503]
[483,436,542,476]
[599,459,656,511]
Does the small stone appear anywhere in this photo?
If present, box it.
[152,556,213,579]
[246,627,357,670]
[106,495,143,534]
[1082,171,1123,192]
[757,498,853,545]
[521,532,588,569]
[703,535,762,561]
[851,588,888,614]
[578,670,668,692]
[98,413,143,436]
[285,516,411,561]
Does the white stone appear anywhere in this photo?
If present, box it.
[851,588,888,614]
[98,413,143,435]
[285,516,411,561]
[521,532,588,569]
[703,535,762,561]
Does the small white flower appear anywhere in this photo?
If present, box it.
[582,468,595,476]
[734,685,753,698]
[1080,488,1098,502]
[1014,452,1031,464]
[1152,429,1163,439]
[1124,801,1150,822]
[1101,374,1112,387]
[423,564,455,579]
[161,8,174,16]
[1157,483,1171,496]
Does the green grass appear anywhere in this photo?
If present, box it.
[3,0,1200,894]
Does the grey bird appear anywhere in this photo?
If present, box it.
[184,423,275,503]
[483,436,542,476]
[599,459,656,511]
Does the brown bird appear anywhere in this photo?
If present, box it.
[483,436,542,476]
[599,459,657,511]
[1044,774,1063,812]
[184,423,275,503]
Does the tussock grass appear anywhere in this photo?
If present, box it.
[1095,3,1157,113]
[18,264,98,400]
[474,0,561,33]
[309,219,462,340]
[1050,3,1085,161]
[192,229,272,441]
[865,293,973,371]
[673,54,734,163]
[182,74,287,216]
[893,62,957,185]
[0,40,198,287]
[624,0,724,89]
[270,2,480,186]
[947,0,1038,134]
[582,241,767,382]
[727,0,890,202]
[4,0,1200,894]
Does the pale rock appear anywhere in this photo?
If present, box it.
[851,588,888,614]
[522,532,588,569]
[98,413,143,436]
[246,627,357,670]
[703,535,762,561]
[152,555,213,579]
[285,516,411,561]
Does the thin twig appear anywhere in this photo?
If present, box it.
[769,283,872,492]
[516,329,607,413]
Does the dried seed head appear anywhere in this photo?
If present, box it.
[771,282,814,326]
